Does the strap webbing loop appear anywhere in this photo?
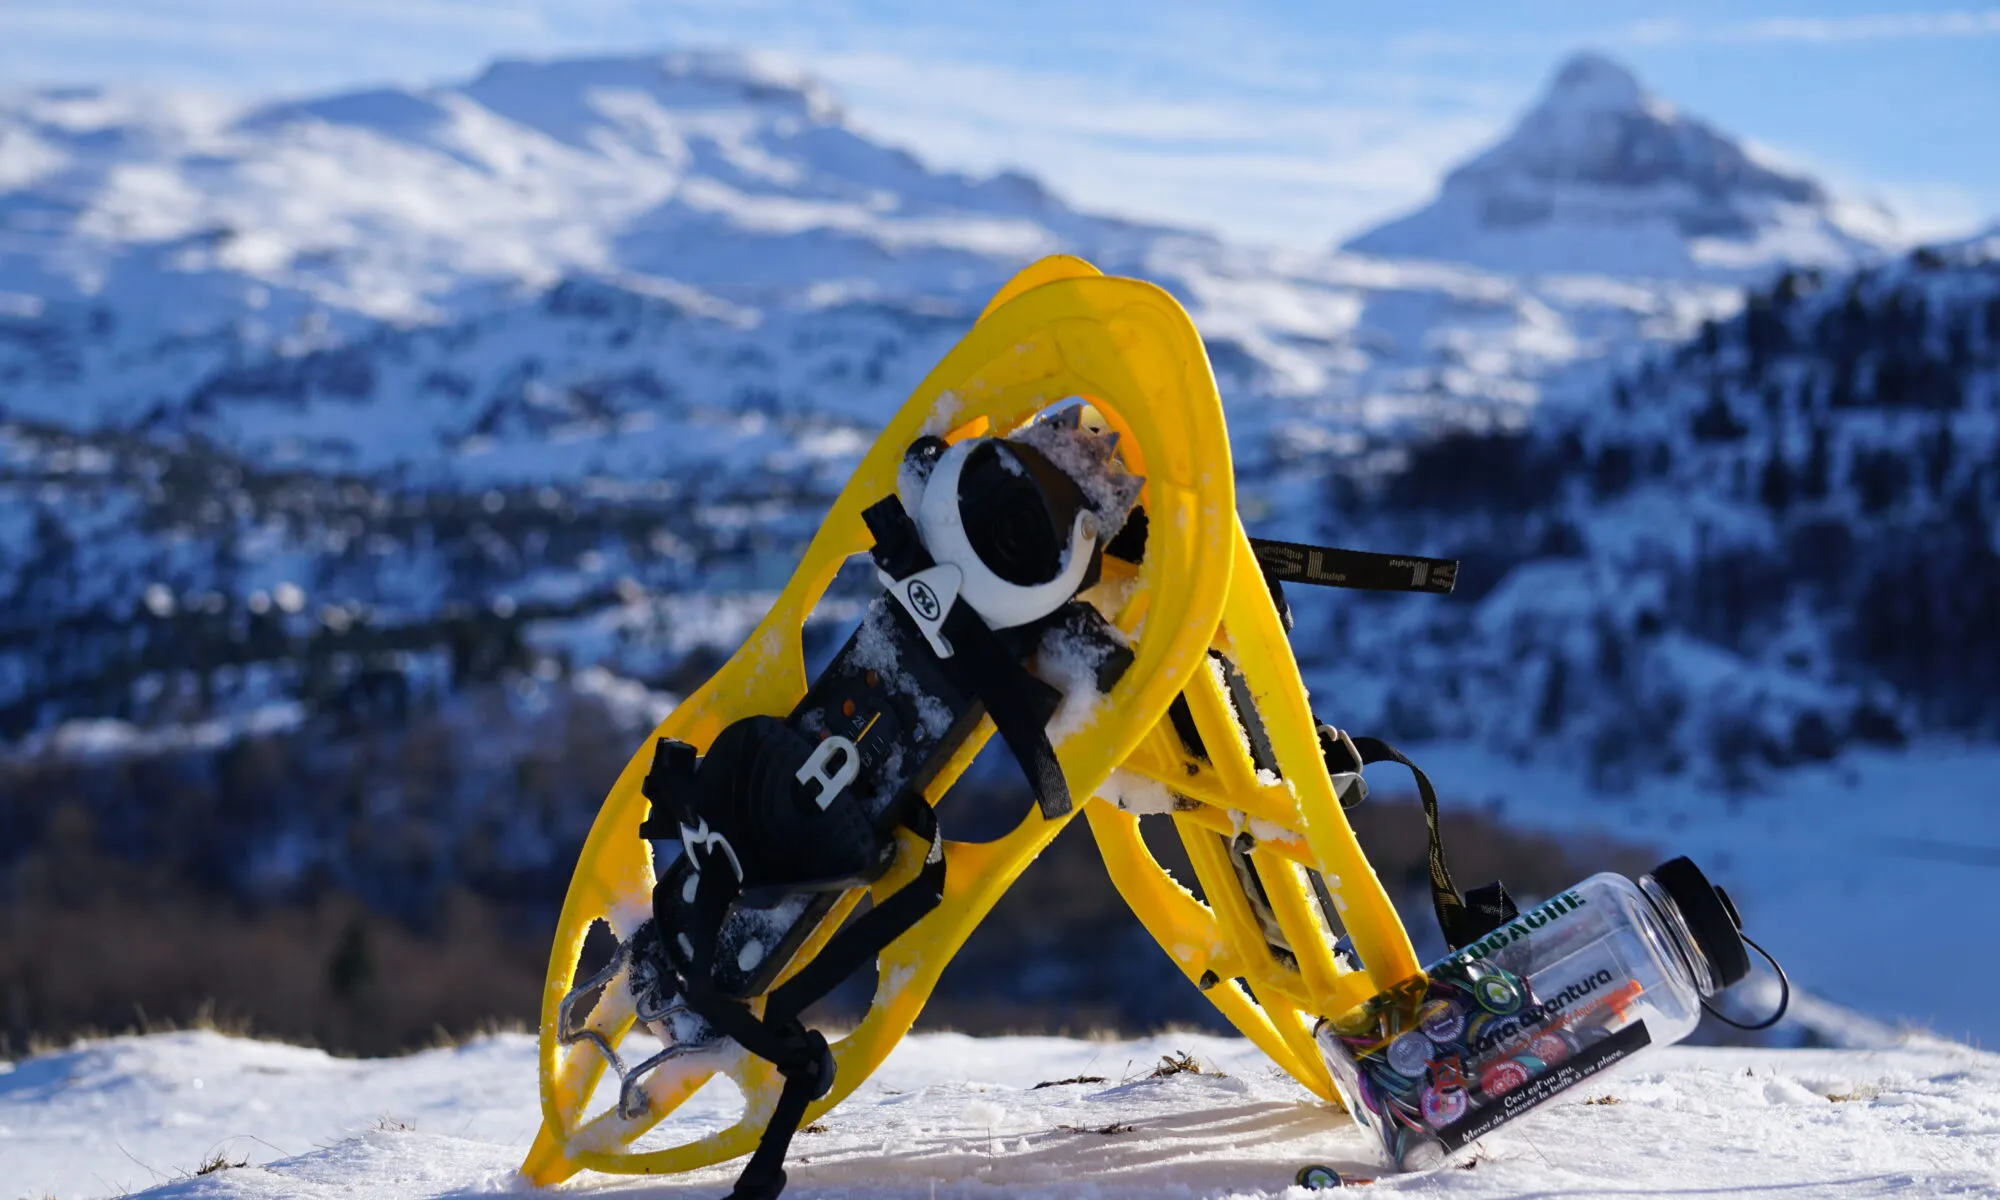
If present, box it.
[1251,537,1458,595]
[1319,726,1516,951]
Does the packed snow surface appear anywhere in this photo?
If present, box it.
[5,1028,1995,1199]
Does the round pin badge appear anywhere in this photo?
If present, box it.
[1472,971,1524,1014]
[1352,1068,1381,1115]
[1479,1057,1533,1097]
[1418,998,1466,1044]
[1296,1164,1344,1190]
[1386,1030,1433,1078]
[1464,1012,1501,1045]
[1366,1060,1422,1101]
[1398,1129,1449,1171]
[1384,1097,1427,1131]
[1529,1030,1576,1065]
[1421,1083,1470,1128]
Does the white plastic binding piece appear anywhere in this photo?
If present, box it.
[795,734,861,810]
[878,561,962,660]
[914,438,1097,630]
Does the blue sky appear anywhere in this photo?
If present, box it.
[2,1,1996,246]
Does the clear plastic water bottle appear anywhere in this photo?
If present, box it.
[1317,857,1763,1170]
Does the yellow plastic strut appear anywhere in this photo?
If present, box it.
[522,257,1238,1183]
[1087,518,1424,1103]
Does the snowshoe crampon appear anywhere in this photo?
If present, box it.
[520,255,1239,1193]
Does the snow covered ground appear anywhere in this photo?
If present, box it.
[3,1025,1994,1200]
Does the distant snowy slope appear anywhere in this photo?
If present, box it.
[0,51,1158,343]
[5,1028,1993,1200]
[1297,239,2000,792]
[1345,53,1899,279]
[0,50,1745,452]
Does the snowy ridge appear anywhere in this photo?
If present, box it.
[5,1027,1993,1199]
[2,51,1745,452]
[0,235,1734,480]
[1346,53,1898,279]
[0,50,1150,346]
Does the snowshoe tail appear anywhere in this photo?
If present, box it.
[1086,520,1425,1102]
[521,256,1237,1188]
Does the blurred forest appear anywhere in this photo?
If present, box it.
[2,683,1651,1056]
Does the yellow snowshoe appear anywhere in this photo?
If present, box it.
[520,257,1238,1196]
[990,261,1456,1102]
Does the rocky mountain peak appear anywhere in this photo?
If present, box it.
[1541,51,1649,114]
[1343,52,1894,278]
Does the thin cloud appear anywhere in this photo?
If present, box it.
[809,49,1502,245]
[1692,10,2000,44]
[1389,9,2000,56]
[1616,10,2000,46]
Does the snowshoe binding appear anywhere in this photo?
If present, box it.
[521,256,1238,1196]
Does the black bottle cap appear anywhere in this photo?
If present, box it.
[1650,856,1751,989]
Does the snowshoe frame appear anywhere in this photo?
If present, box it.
[522,257,1241,1185]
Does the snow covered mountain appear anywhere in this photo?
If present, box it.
[0,50,1153,342]
[0,52,1743,723]
[1345,53,1899,279]
[5,46,1997,1055]
[1,46,1986,842]
[0,50,1744,452]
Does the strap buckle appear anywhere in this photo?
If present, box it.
[795,735,861,810]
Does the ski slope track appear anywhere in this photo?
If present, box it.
[4,1028,1995,1200]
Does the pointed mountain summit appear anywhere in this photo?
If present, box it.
[1344,52,1898,278]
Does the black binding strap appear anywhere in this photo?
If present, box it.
[637,737,698,839]
[635,483,1093,1198]
[720,808,945,1200]
[1252,537,1458,595]
[654,793,949,1200]
[862,494,1071,819]
[1319,728,1515,951]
